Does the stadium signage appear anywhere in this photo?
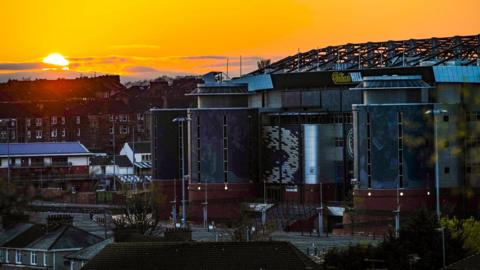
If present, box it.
[331,72,362,84]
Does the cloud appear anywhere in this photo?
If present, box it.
[0,62,44,71]
[123,65,158,73]
[110,44,160,49]
[177,55,227,60]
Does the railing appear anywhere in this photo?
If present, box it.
[9,162,73,169]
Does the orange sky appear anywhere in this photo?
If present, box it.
[0,0,479,82]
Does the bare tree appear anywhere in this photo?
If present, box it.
[113,188,165,235]
[257,59,271,70]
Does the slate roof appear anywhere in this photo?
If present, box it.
[90,155,133,167]
[0,142,91,157]
[83,241,319,270]
[66,238,114,261]
[127,141,151,154]
[25,225,102,250]
[1,224,46,248]
[0,223,35,246]
[1,223,102,251]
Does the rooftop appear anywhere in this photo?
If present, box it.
[0,142,91,157]
[83,241,319,270]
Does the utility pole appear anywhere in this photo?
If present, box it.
[112,117,117,191]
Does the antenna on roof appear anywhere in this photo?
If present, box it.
[297,48,300,72]
[226,58,229,79]
[240,55,242,77]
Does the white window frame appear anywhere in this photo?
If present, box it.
[26,130,31,139]
[51,129,57,138]
[61,116,66,125]
[16,249,22,264]
[35,118,42,127]
[76,116,81,125]
[51,116,57,125]
[5,249,9,263]
[43,252,47,266]
[35,130,42,139]
[76,128,81,137]
[119,114,128,122]
[26,118,31,127]
[137,113,144,121]
[120,125,129,135]
[31,251,37,265]
[62,128,66,137]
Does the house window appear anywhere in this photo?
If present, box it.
[26,118,31,127]
[51,129,57,138]
[109,115,115,122]
[443,115,449,122]
[16,250,22,264]
[120,125,129,134]
[43,252,47,266]
[137,113,144,121]
[0,249,4,262]
[76,116,81,125]
[61,117,66,125]
[51,116,57,125]
[11,131,15,140]
[5,249,9,263]
[119,114,129,122]
[444,167,450,174]
[27,130,31,139]
[109,126,114,135]
[31,251,37,265]
[35,118,42,127]
[62,128,66,137]
[35,130,42,139]
[76,128,81,137]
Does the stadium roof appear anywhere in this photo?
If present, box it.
[250,34,480,75]
[0,142,91,157]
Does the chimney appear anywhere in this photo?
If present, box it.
[47,214,73,231]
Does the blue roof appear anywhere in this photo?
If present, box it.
[433,66,480,83]
[0,142,91,157]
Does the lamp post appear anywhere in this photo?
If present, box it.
[112,117,117,191]
[172,113,191,227]
[425,108,448,268]
[203,179,208,229]
[424,108,447,220]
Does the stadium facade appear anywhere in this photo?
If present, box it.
[151,35,480,223]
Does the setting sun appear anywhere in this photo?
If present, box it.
[43,53,69,67]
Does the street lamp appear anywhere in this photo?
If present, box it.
[425,108,448,268]
[203,178,208,230]
[172,113,191,227]
[424,108,447,220]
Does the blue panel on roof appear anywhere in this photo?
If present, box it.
[0,142,90,156]
[433,66,480,83]
[232,74,273,91]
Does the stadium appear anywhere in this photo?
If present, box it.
[151,34,480,231]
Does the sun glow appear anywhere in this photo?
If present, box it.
[43,53,69,69]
